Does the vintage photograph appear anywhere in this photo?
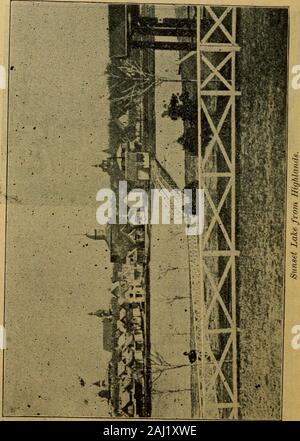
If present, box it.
[2,2,288,420]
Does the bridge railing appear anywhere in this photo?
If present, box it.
[194,5,240,420]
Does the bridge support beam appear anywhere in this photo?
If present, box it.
[191,5,240,420]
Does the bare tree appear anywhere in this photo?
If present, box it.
[165,294,189,305]
[149,349,191,386]
[106,59,195,110]
[151,387,191,395]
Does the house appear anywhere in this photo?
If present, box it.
[108,5,140,58]
[115,142,150,183]
[126,152,150,182]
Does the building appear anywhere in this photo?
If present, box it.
[108,5,140,58]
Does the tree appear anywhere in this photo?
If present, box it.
[106,59,161,110]
[162,92,198,125]
[149,349,192,386]
[106,59,196,110]
[161,91,202,155]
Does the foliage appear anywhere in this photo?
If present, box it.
[162,91,198,124]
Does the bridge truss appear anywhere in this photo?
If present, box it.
[186,5,240,419]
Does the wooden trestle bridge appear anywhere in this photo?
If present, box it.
[150,6,240,419]
[188,5,240,419]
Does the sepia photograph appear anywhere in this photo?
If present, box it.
[1,1,290,421]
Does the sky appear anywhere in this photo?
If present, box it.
[4,1,113,417]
